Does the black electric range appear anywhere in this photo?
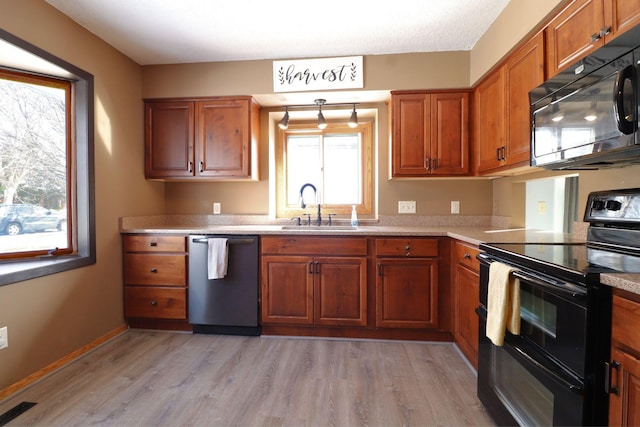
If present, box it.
[477,188,640,427]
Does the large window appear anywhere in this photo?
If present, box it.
[276,122,373,219]
[0,28,95,285]
[0,70,71,258]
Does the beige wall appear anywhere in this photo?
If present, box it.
[470,0,566,84]
[0,1,164,391]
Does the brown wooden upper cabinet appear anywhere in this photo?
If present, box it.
[390,91,470,177]
[144,97,260,180]
[475,32,545,175]
[546,0,640,77]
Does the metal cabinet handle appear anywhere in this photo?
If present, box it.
[377,262,383,276]
[590,32,602,43]
[464,253,471,259]
[308,261,314,274]
[150,300,158,306]
[425,157,431,171]
[150,242,158,247]
[431,158,437,171]
[315,261,320,274]
[188,161,193,173]
[605,360,620,395]
[599,26,611,37]
[150,268,158,273]
[199,161,204,173]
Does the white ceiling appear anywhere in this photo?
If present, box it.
[45,0,510,65]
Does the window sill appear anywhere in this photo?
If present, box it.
[0,255,95,287]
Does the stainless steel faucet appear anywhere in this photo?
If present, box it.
[299,183,322,225]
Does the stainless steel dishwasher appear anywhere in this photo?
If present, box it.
[188,235,260,336]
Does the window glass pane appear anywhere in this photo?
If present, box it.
[324,134,361,204]
[286,135,321,205]
[0,77,69,254]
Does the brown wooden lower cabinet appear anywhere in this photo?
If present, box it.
[609,291,640,426]
[260,237,368,327]
[452,240,481,369]
[375,258,438,328]
[260,235,450,341]
[122,234,190,330]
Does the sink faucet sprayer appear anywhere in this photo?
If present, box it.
[299,183,322,225]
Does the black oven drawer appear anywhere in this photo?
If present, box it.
[477,308,586,426]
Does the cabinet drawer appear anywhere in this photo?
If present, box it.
[261,236,367,256]
[123,253,186,286]
[375,238,438,257]
[124,286,187,319]
[123,235,186,253]
[612,294,640,353]
[453,241,480,272]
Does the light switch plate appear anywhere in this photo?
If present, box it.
[451,201,460,214]
[398,200,416,214]
[0,327,7,350]
[213,202,221,215]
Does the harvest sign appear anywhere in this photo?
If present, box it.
[273,56,363,93]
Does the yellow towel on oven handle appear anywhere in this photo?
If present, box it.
[486,261,521,346]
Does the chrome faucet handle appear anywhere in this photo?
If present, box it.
[291,216,301,226]
[327,213,336,225]
[303,214,312,225]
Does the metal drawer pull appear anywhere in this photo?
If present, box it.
[464,253,471,259]
[605,360,620,395]
[150,242,158,247]
[150,300,157,306]
[377,262,383,276]
[150,268,158,273]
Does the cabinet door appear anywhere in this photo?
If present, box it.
[504,32,545,168]
[609,347,640,426]
[431,92,469,175]
[376,258,438,329]
[606,0,640,41]
[454,264,479,369]
[261,256,314,324]
[196,99,250,177]
[391,93,431,176]
[314,257,367,326]
[144,101,194,178]
[546,0,605,76]
[474,68,505,173]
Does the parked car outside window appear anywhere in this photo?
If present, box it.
[0,204,67,235]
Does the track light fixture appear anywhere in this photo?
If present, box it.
[277,99,360,130]
[316,99,327,129]
[279,107,289,129]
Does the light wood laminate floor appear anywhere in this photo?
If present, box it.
[0,330,495,426]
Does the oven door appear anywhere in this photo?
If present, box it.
[477,308,585,427]
[479,254,588,376]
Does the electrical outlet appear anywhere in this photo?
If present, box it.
[451,201,460,214]
[213,202,221,215]
[398,200,416,214]
[0,327,7,350]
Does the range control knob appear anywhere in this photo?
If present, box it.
[592,199,606,210]
[606,200,622,211]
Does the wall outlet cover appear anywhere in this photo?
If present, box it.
[213,202,221,215]
[451,201,460,214]
[398,200,416,214]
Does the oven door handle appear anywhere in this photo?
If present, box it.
[510,342,584,394]
[511,270,587,299]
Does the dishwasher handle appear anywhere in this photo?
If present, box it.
[191,237,256,245]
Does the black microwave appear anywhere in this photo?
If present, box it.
[529,25,640,170]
